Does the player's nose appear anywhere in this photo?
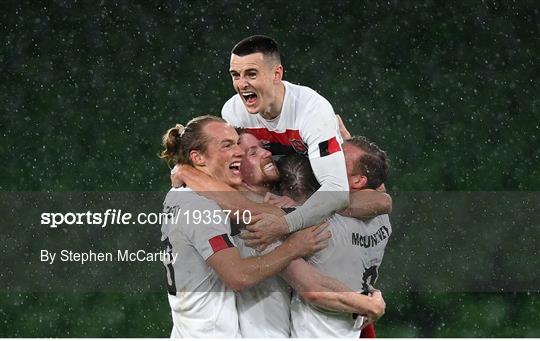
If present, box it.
[233,143,244,157]
[237,77,249,90]
[261,148,272,158]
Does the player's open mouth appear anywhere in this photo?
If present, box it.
[262,161,275,172]
[229,161,241,175]
[241,92,258,106]
[261,160,277,174]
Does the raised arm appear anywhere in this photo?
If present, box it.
[284,152,349,229]
[283,99,350,232]
[241,155,350,249]
[242,109,350,249]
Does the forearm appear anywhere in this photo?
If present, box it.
[205,190,284,216]
[183,167,284,216]
[285,187,348,232]
[303,290,381,316]
[285,153,349,231]
[281,259,374,314]
[305,277,385,317]
[234,242,300,290]
[340,190,393,219]
[182,166,233,193]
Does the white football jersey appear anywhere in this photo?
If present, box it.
[161,187,240,338]
[234,237,292,338]
[222,80,343,159]
[222,80,350,231]
[290,213,392,338]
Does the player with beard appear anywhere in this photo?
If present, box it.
[173,35,392,251]
[175,129,386,337]
[222,35,349,245]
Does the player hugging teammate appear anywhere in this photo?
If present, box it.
[159,35,393,338]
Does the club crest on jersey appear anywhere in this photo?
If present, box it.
[289,139,308,154]
[259,139,271,149]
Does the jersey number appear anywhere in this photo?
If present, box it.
[362,265,378,293]
[162,237,177,295]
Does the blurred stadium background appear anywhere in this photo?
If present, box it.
[1,0,539,337]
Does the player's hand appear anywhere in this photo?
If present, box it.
[360,289,385,329]
[263,192,297,208]
[284,221,330,258]
[170,164,186,188]
[336,114,351,141]
[240,213,289,251]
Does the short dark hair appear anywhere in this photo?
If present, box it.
[231,35,281,65]
[345,136,389,189]
[277,155,320,201]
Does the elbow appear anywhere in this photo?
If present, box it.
[226,278,248,292]
[225,275,255,293]
[301,291,326,304]
[336,190,349,211]
[382,193,392,214]
[319,179,349,211]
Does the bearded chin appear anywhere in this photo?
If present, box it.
[264,172,279,183]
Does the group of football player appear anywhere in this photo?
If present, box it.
[159,35,393,338]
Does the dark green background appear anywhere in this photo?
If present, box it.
[1,0,539,337]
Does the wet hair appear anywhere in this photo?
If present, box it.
[277,154,320,202]
[231,35,281,65]
[160,115,226,167]
[345,136,389,189]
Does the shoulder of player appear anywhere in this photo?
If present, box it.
[284,81,332,107]
[376,214,392,229]
[329,213,365,227]
[222,93,240,110]
[165,187,222,212]
[222,94,240,109]
[285,84,335,129]
[330,213,392,237]
[222,94,248,123]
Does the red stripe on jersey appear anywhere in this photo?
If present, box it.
[327,136,341,154]
[208,234,234,253]
[246,128,301,144]
[245,128,308,152]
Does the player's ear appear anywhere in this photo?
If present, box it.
[189,150,206,166]
[350,175,368,190]
[357,175,368,189]
[273,65,283,83]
